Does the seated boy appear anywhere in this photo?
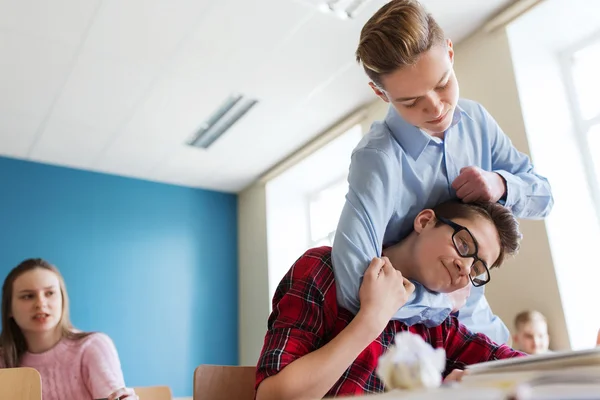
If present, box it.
[512,310,550,355]
[256,200,526,400]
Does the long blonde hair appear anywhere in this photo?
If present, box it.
[1,258,92,367]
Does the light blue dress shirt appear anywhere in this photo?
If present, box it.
[331,98,553,344]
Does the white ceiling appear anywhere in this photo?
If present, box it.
[0,0,512,193]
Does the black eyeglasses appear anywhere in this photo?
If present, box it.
[436,216,491,287]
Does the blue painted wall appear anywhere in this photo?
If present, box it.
[0,156,238,396]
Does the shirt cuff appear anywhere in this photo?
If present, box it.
[494,169,520,209]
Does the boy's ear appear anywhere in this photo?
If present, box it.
[447,38,454,64]
[414,209,436,233]
[369,82,390,103]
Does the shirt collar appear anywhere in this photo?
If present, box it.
[384,104,473,160]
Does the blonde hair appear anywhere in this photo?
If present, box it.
[1,258,93,367]
[514,310,547,331]
[356,0,446,87]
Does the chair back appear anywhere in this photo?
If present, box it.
[0,367,42,400]
[193,365,256,400]
[134,385,172,400]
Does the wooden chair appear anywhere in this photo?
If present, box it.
[133,385,172,400]
[0,367,42,400]
[193,365,256,400]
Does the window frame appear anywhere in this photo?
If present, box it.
[561,31,600,219]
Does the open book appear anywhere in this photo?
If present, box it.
[465,346,600,375]
[336,347,600,399]
[460,347,600,399]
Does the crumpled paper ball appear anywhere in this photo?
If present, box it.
[376,331,446,391]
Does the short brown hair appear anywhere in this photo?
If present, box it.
[514,310,547,331]
[356,0,446,87]
[432,200,521,269]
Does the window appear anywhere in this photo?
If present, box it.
[589,124,600,183]
[570,40,600,121]
[307,179,348,247]
[565,35,600,208]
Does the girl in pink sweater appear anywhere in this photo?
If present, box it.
[0,258,138,400]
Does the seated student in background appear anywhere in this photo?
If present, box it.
[512,310,550,355]
[0,258,138,400]
[255,200,526,400]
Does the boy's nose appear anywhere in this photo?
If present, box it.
[423,93,443,115]
[432,101,443,116]
[454,258,473,276]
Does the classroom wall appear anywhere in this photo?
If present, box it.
[0,156,238,397]
[237,182,270,366]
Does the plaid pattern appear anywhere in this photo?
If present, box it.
[256,246,525,397]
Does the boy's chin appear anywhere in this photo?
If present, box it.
[422,281,449,293]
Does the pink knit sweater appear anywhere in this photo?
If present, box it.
[1,333,125,400]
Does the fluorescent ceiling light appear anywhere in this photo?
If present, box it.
[187,93,258,149]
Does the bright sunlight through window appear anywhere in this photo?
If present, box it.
[308,180,348,247]
[571,40,600,121]
[569,37,600,199]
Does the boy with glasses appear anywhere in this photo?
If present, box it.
[255,200,525,400]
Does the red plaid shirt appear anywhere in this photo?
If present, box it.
[256,246,524,397]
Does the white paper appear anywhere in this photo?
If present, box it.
[376,331,446,391]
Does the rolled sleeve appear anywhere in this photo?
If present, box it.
[332,148,398,315]
[481,104,554,219]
